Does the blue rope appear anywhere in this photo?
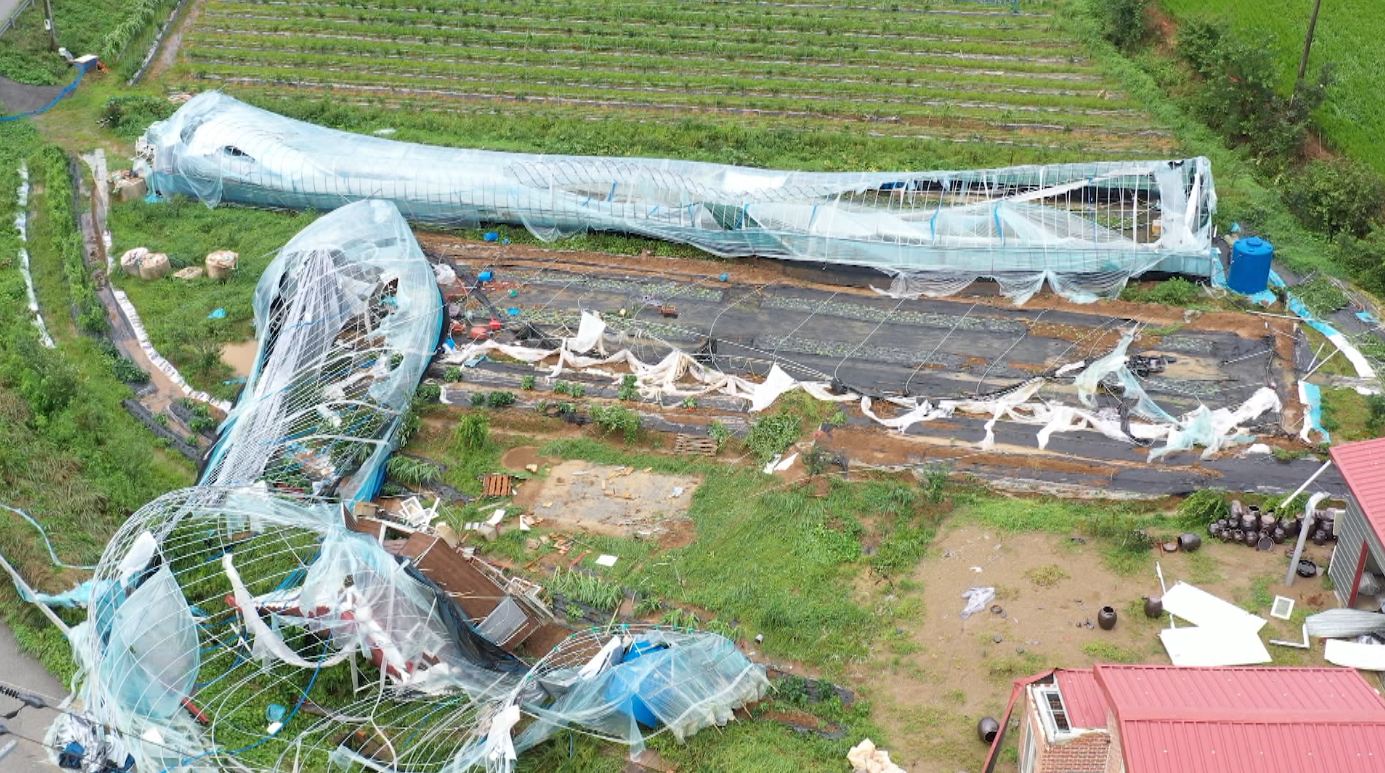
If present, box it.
[0,503,97,570]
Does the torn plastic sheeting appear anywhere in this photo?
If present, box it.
[200,200,443,504]
[14,163,55,349]
[1298,381,1329,444]
[1270,270,1377,381]
[961,587,995,619]
[749,364,801,412]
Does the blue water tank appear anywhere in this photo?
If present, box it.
[1228,236,1273,295]
[603,641,670,729]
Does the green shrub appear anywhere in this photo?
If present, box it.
[1177,488,1229,528]
[386,455,442,487]
[112,355,148,384]
[452,414,489,452]
[484,390,516,408]
[746,413,801,463]
[707,420,730,452]
[520,374,536,390]
[1094,0,1148,51]
[617,374,638,401]
[1283,159,1385,239]
[553,380,586,398]
[414,383,442,404]
[1335,231,1385,298]
[1291,276,1348,317]
[101,96,175,138]
[589,404,640,442]
[1176,20,1330,170]
[548,568,623,611]
[442,365,462,382]
[1122,277,1202,306]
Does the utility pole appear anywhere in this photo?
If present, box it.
[1296,0,1323,83]
[42,0,58,51]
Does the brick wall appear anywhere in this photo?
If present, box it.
[1021,696,1112,773]
[1104,711,1124,773]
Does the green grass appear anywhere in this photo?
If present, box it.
[0,126,195,676]
[0,0,178,85]
[534,437,936,669]
[1319,385,1380,442]
[1160,0,1385,174]
[107,197,316,396]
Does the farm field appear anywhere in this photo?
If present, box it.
[168,0,1180,169]
[0,0,179,84]
[1160,0,1385,174]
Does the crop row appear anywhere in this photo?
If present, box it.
[182,45,1141,114]
[190,23,1108,83]
[185,32,1113,97]
[191,68,1172,149]
[213,0,1061,39]
[237,0,1055,22]
[197,7,1077,62]
[185,61,1159,137]
[236,87,1172,161]
[194,13,1098,74]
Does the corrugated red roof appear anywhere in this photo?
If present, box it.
[1332,438,1385,543]
[1094,665,1385,773]
[1053,669,1109,729]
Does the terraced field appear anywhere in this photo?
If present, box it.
[171,0,1177,167]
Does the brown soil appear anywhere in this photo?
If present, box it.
[220,338,257,378]
[500,445,543,471]
[513,459,699,540]
[419,233,1277,341]
[854,522,1337,772]
[147,0,205,81]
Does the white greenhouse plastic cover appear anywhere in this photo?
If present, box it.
[199,199,443,504]
[140,92,1218,304]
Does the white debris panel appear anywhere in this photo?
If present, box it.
[443,315,1281,462]
[140,92,1219,304]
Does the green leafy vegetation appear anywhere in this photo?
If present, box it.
[385,455,442,487]
[1291,276,1349,317]
[746,413,802,463]
[546,568,624,612]
[1319,386,1383,442]
[1161,0,1385,176]
[1283,158,1385,240]
[0,125,193,675]
[108,198,315,397]
[0,0,179,85]
[1121,277,1203,306]
[1096,0,1148,51]
[1177,488,1229,528]
[451,413,490,453]
[589,404,640,442]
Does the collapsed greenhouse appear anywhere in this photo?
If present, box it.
[199,199,443,504]
[26,202,767,773]
[139,92,1219,304]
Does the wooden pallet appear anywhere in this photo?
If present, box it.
[674,434,718,456]
[482,473,513,497]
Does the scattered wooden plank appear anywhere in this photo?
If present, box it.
[482,473,513,497]
[674,433,718,456]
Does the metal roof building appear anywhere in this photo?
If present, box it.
[990,664,1385,773]
[1326,437,1385,607]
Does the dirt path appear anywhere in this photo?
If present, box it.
[853,521,1338,772]
[0,620,63,769]
[145,0,204,81]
